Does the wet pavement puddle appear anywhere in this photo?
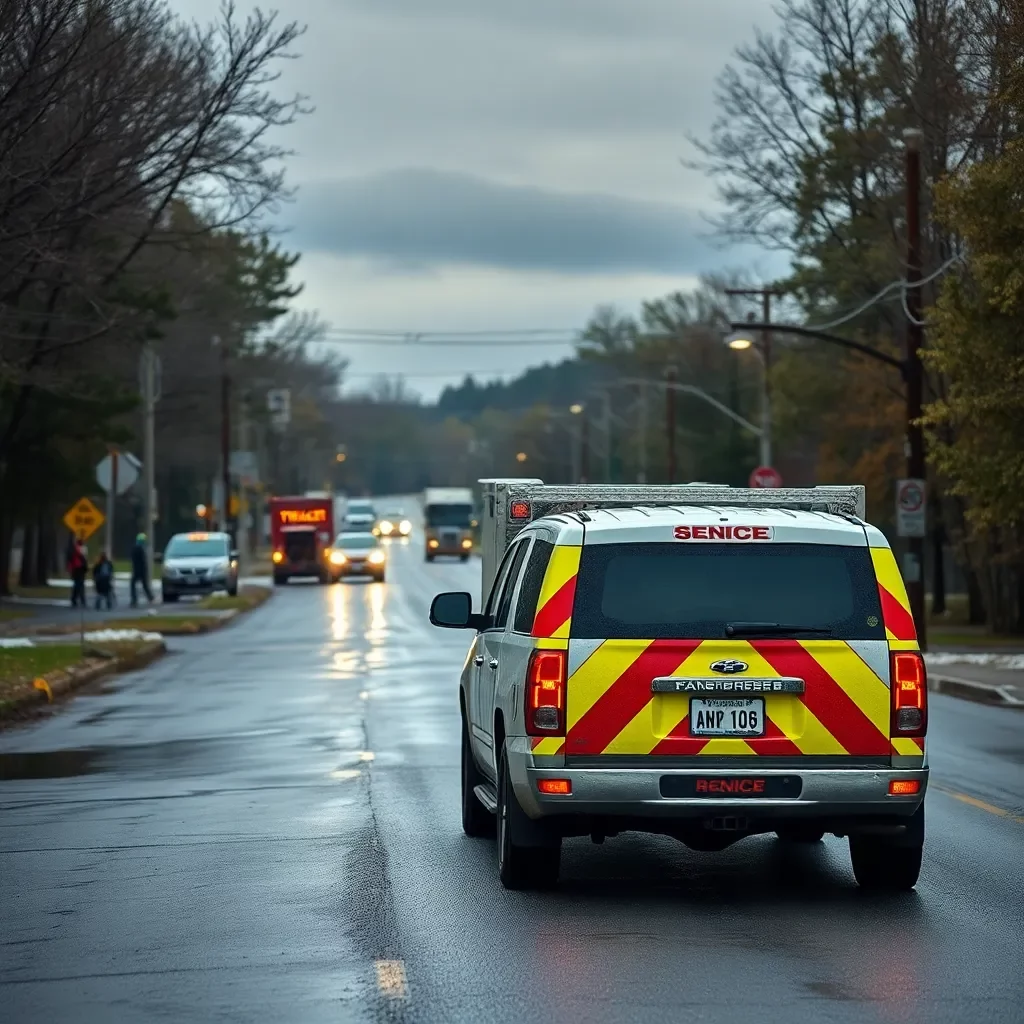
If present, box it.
[0,732,287,782]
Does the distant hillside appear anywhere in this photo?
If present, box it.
[435,357,608,418]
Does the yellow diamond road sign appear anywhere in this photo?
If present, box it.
[63,497,105,541]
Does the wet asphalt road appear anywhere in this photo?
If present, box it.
[1,537,1023,1024]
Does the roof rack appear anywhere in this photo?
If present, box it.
[475,479,866,599]
[500,482,864,519]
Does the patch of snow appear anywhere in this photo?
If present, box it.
[0,637,34,647]
[925,652,1024,670]
[84,628,162,642]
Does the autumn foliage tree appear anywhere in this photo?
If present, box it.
[923,2,1024,631]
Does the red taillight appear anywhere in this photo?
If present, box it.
[526,649,566,736]
[891,651,927,737]
[509,500,531,521]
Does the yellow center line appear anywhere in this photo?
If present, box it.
[375,959,409,1000]
[932,785,1024,824]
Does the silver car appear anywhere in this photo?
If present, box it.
[160,532,239,602]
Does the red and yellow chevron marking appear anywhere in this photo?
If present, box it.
[870,546,919,646]
[891,737,924,755]
[531,544,581,639]
[564,639,894,757]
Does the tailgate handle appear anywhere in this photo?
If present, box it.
[489,659,499,670]
[474,655,484,666]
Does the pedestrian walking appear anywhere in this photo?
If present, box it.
[130,532,153,606]
[68,536,88,607]
[92,551,116,610]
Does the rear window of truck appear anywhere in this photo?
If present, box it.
[571,543,885,640]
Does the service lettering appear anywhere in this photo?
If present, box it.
[674,524,773,541]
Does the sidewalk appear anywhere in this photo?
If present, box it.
[924,654,1024,707]
[1,576,270,635]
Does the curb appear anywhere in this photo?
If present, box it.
[0,639,167,726]
[928,673,1024,708]
[12,586,273,639]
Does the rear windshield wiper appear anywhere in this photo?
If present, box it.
[725,622,834,638]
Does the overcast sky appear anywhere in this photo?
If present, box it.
[170,0,786,398]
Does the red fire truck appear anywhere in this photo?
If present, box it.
[269,495,334,585]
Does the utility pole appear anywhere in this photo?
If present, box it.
[602,390,612,482]
[216,334,232,540]
[140,344,159,581]
[580,407,589,483]
[725,287,781,468]
[636,380,647,483]
[665,365,677,482]
[904,127,928,651]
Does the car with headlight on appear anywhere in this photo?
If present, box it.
[327,531,387,582]
[160,531,238,602]
[376,508,412,538]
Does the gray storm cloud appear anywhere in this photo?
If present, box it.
[290,168,712,274]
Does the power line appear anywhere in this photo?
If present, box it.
[804,252,962,332]
[313,335,578,348]
[320,327,580,338]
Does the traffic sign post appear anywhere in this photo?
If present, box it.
[96,450,141,558]
[749,465,782,488]
[63,497,105,542]
[896,478,926,538]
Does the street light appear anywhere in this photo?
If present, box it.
[569,403,583,415]
[723,328,772,469]
[726,333,753,351]
[516,451,528,463]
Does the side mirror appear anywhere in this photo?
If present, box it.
[153,552,163,564]
[429,591,488,630]
[230,549,239,561]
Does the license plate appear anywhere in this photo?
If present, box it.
[690,698,765,737]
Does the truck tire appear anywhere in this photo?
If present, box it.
[497,746,560,890]
[460,553,470,562]
[849,806,924,891]
[273,572,287,586]
[461,716,495,838]
[426,554,435,563]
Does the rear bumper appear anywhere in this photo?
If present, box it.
[509,755,927,823]
[161,577,229,595]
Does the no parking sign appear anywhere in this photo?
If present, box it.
[896,479,926,537]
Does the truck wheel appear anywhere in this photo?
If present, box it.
[461,716,495,838]
[460,553,470,562]
[273,573,287,586]
[497,746,560,890]
[426,553,435,562]
[227,583,238,598]
[849,806,923,891]
[776,826,826,844]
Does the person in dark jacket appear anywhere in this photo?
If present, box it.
[68,537,88,607]
[130,532,153,606]
[92,552,116,609]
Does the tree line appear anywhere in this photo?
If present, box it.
[2,0,1021,634]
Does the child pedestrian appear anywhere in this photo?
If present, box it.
[92,551,116,610]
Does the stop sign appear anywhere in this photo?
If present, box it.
[749,465,782,488]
